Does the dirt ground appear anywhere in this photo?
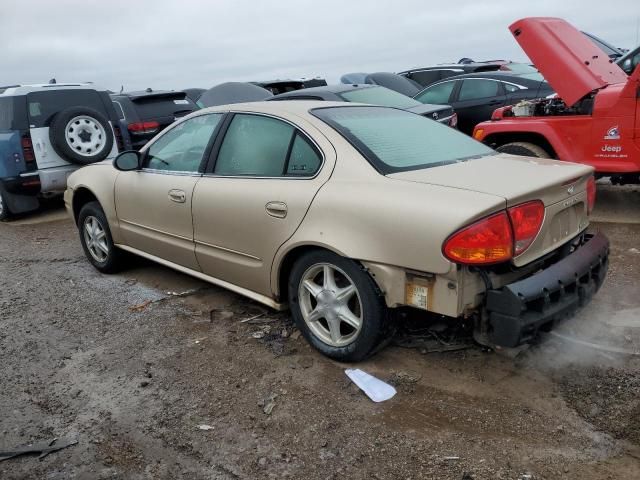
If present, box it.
[1,186,639,480]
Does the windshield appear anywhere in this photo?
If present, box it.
[338,86,422,109]
[313,106,494,174]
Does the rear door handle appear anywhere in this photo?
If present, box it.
[266,201,287,218]
[168,189,186,203]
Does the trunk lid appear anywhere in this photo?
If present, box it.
[509,17,628,106]
[388,154,593,266]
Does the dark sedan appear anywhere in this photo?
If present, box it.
[413,72,553,135]
[269,84,457,127]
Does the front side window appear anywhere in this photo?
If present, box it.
[313,106,494,174]
[214,114,321,177]
[458,79,500,101]
[338,86,422,109]
[414,81,456,104]
[145,113,222,172]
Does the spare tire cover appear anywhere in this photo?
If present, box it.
[49,106,114,165]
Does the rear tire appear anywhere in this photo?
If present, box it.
[77,201,123,273]
[0,185,10,221]
[496,141,550,158]
[288,250,390,362]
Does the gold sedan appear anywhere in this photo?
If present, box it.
[65,101,608,361]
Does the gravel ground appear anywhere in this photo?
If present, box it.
[0,195,639,480]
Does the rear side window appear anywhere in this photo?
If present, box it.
[131,94,196,121]
[458,79,500,101]
[0,98,14,130]
[214,114,321,177]
[112,101,125,120]
[26,90,107,128]
[415,81,456,104]
[287,134,321,176]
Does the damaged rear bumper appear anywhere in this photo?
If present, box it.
[484,232,609,348]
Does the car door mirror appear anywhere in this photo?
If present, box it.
[114,150,141,171]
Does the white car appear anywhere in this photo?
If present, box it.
[0,83,123,219]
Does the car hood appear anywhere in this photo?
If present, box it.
[387,153,593,207]
[509,17,628,106]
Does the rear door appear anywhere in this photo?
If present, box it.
[451,79,506,134]
[192,112,335,297]
[114,113,223,270]
[27,89,118,169]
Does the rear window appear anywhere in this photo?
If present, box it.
[313,106,494,174]
[26,89,107,128]
[338,87,422,109]
[130,94,196,121]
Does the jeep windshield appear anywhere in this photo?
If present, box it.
[313,106,494,174]
[337,87,422,109]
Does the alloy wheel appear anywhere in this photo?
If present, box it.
[83,215,109,262]
[298,263,363,347]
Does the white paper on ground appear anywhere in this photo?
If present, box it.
[345,368,397,403]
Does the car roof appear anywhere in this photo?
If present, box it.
[0,83,106,97]
[274,84,377,97]
[198,100,366,117]
[425,71,546,84]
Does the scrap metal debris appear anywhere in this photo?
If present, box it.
[0,436,78,461]
[197,424,214,431]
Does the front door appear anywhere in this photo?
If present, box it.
[192,113,334,296]
[114,113,223,270]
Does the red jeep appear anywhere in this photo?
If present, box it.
[473,17,640,185]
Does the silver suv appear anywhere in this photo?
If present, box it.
[0,83,123,219]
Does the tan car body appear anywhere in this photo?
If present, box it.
[65,101,593,319]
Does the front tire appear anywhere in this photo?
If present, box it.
[288,250,390,362]
[77,201,123,273]
[496,141,550,158]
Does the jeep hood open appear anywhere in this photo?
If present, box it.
[509,17,628,106]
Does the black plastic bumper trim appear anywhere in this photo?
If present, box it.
[484,232,609,348]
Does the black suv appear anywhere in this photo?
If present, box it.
[111,89,198,150]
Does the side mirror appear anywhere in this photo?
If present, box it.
[113,150,141,171]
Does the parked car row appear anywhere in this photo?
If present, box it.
[1,16,624,362]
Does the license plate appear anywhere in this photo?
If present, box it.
[406,283,429,310]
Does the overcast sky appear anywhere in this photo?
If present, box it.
[1,0,638,92]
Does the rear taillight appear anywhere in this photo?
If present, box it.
[507,200,545,255]
[586,175,596,215]
[127,121,159,135]
[448,113,458,128]
[113,125,124,151]
[443,200,545,265]
[21,133,36,163]
[443,212,513,265]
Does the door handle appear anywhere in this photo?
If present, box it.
[168,189,186,203]
[265,201,287,218]
[488,100,502,105]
